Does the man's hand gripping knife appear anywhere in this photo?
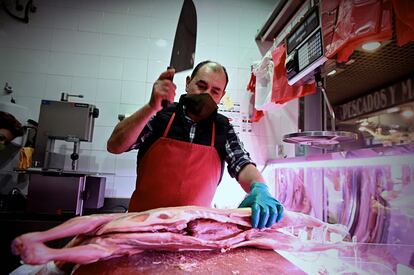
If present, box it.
[239,182,284,229]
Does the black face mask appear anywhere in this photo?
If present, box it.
[182,93,218,122]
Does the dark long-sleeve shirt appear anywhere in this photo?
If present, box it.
[129,97,254,181]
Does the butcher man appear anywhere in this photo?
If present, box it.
[107,60,284,229]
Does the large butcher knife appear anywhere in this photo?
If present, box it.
[162,0,197,108]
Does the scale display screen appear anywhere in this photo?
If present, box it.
[297,29,323,71]
[286,8,319,55]
[284,4,326,85]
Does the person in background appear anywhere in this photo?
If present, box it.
[0,111,25,201]
[107,60,284,228]
[0,111,24,151]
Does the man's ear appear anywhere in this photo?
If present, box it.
[220,90,226,100]
[185,76,191,93]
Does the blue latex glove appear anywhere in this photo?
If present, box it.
[239,182,284,229]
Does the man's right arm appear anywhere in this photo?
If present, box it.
[107,68,176,154]
[107,104,158,154]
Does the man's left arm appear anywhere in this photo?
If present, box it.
[237,164,284,229]
[223,125,283,228]
[237,163,264,192]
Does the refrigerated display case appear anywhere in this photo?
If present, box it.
[262,144,414,274]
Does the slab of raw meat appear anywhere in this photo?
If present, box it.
[11,206,351,267]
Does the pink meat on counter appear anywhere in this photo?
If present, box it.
[11,206,351,268]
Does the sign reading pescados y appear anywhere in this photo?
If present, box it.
[335,76,414,121]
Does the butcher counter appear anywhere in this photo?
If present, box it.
[10,242,412,274]
[74,247,305,274]
[72,243,411,274]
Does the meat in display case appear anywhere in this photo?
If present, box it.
[263,144,414,274]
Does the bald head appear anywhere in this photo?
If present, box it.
[191,60,228,90]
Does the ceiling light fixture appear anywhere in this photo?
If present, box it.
[361,41,381,52]
[327,69,336,76]
[401,109,414,118]
[345,59,355,65]
[386,107,400,113]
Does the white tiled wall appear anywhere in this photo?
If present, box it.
[0,0,296,205]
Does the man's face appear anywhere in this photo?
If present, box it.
[185,64,226,104]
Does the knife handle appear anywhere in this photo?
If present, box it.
[162,66,175,108]
[161,99,169,108]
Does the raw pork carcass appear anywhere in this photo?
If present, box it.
[12,206,351,267]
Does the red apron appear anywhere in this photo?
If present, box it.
[128,112,221,212]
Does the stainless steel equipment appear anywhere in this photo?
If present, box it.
[283,74,358,148]
[33,100,99,171]
[26,98,105,215]
[283,130,358,147]
[27,172,106,215]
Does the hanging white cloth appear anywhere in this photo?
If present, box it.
[252,54,273,111]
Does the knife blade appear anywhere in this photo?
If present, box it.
[162,0,197,108]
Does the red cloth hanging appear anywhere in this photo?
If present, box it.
[246,72,265,122]
[322,0,393,63]
[246,71,256,92]
[271,43,315,104]
[392,0,414,46]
